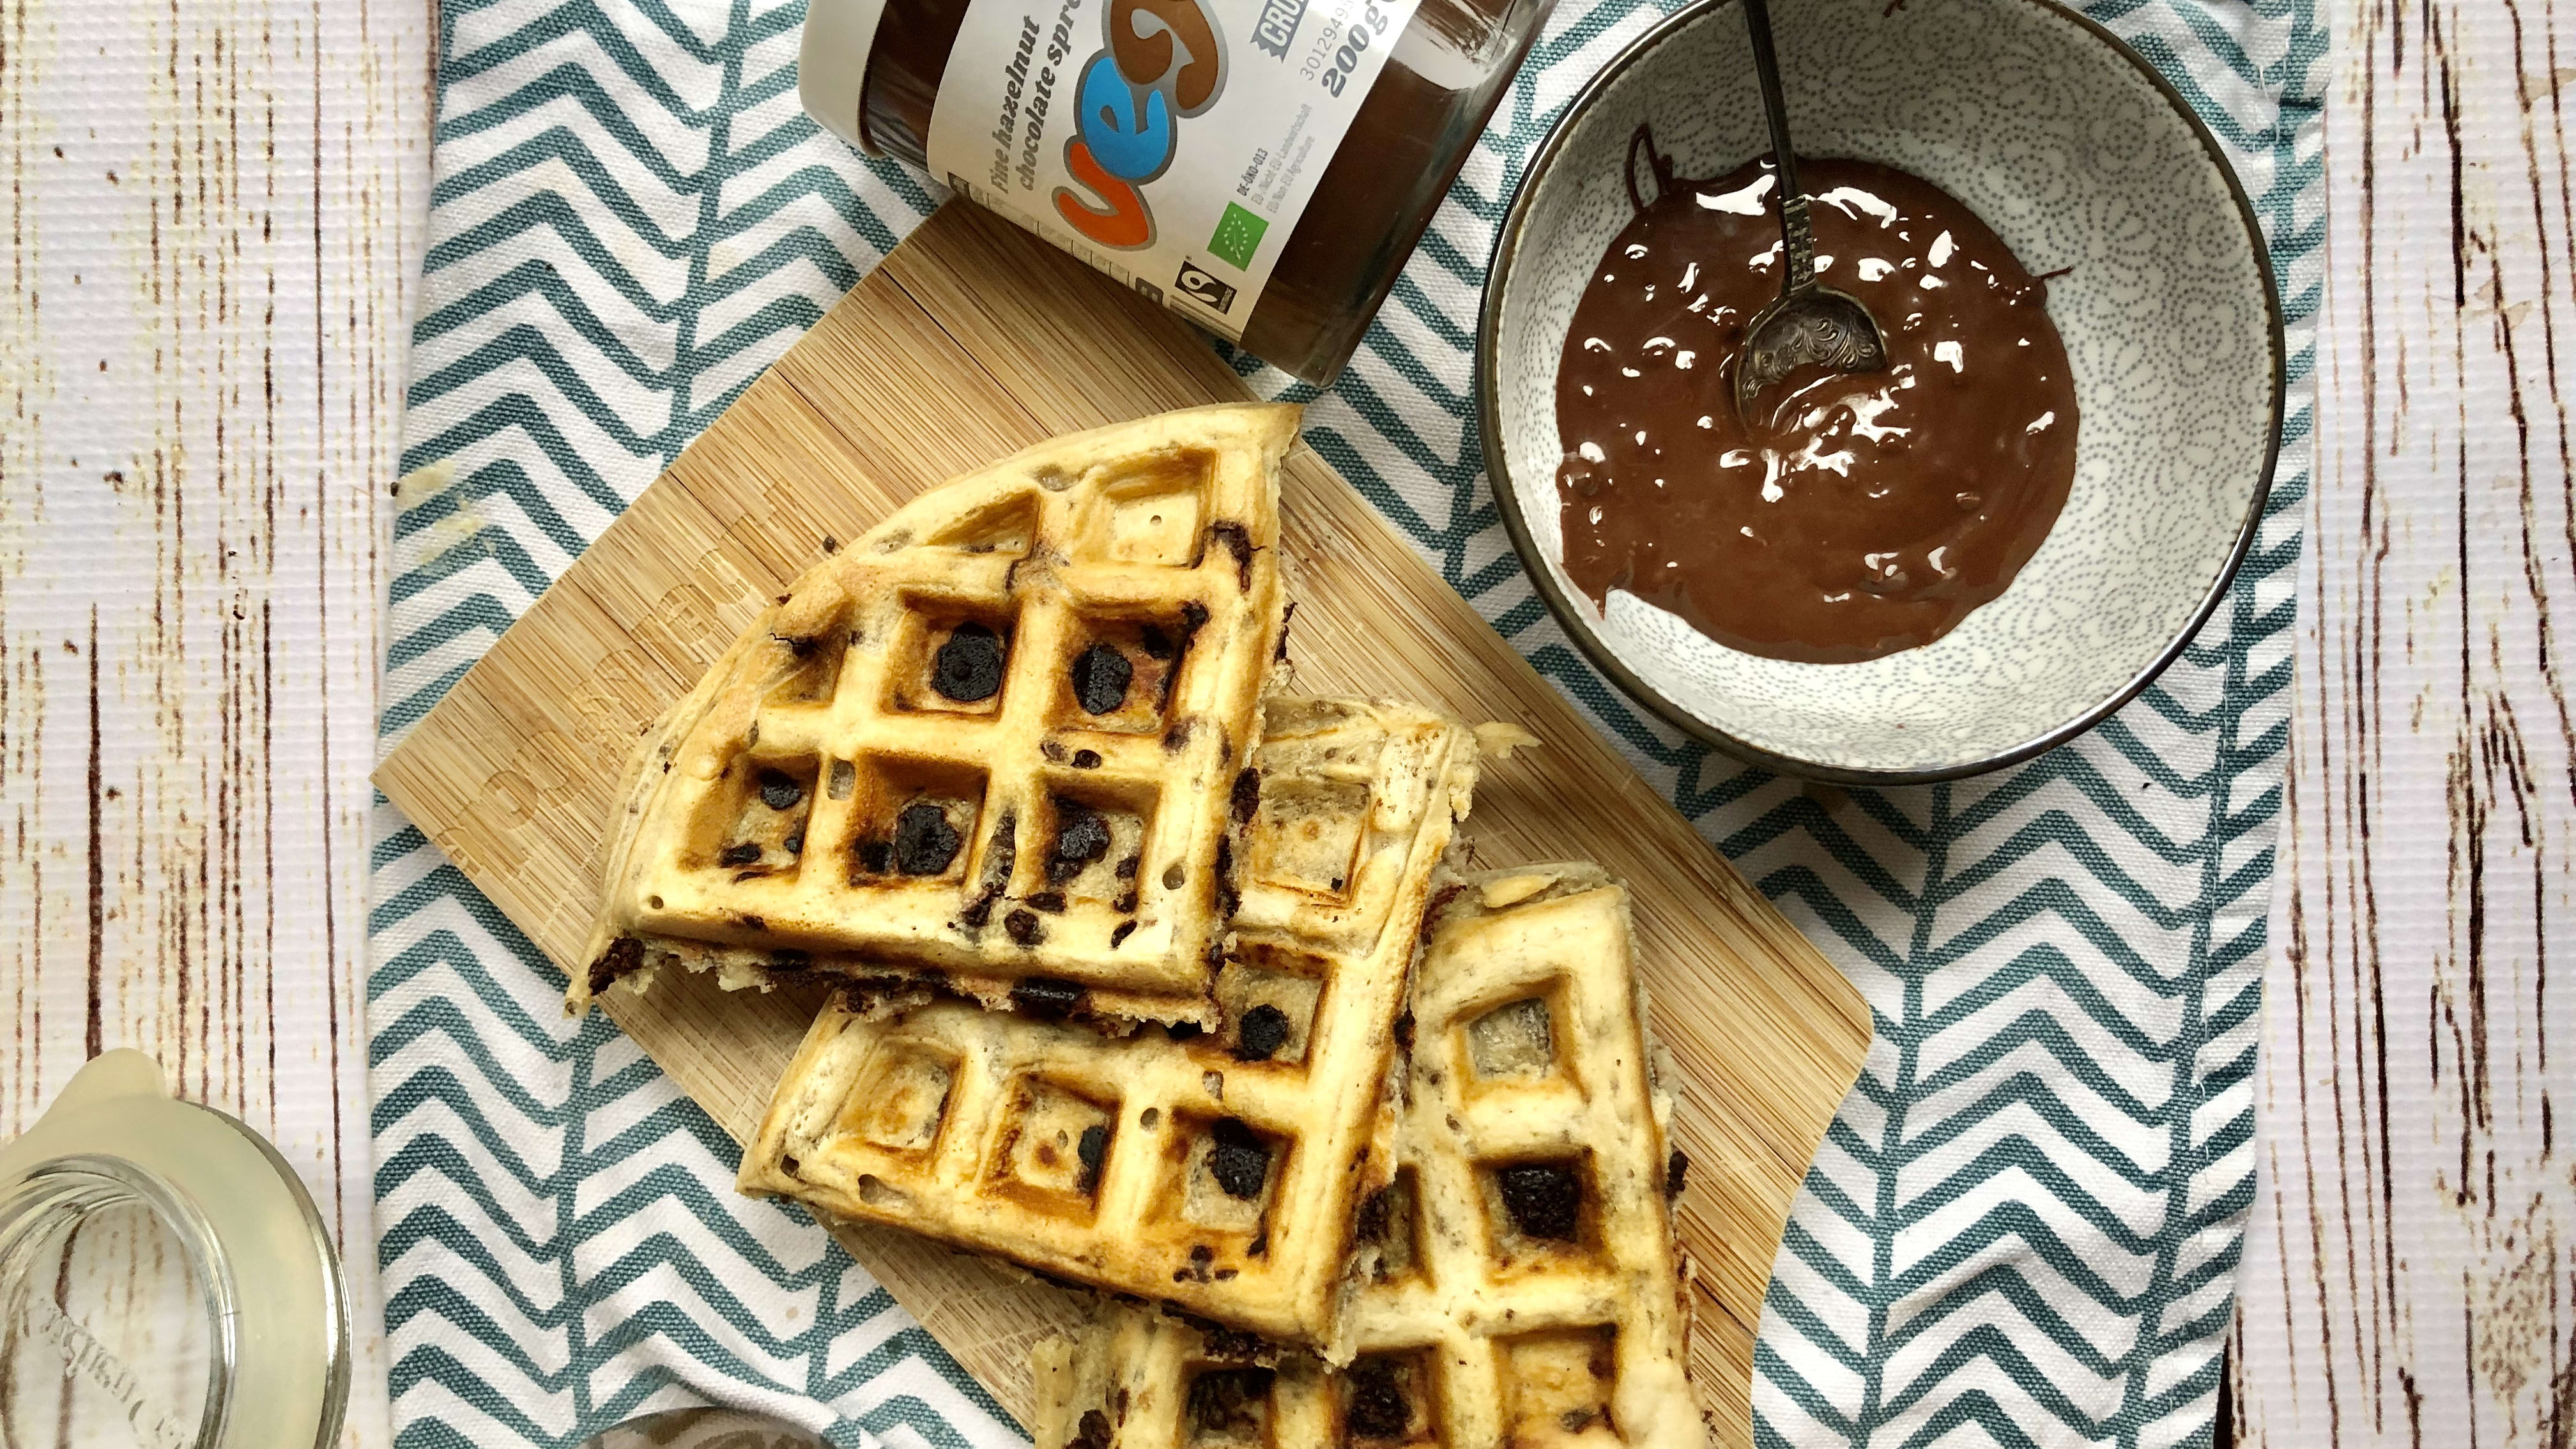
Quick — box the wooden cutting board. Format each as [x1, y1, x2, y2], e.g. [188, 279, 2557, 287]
[374, 201, 1869, 1446]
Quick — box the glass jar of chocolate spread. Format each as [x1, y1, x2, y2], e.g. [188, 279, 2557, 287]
[801, 0, 1547, 384]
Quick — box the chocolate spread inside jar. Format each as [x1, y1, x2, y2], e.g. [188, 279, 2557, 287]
[815, 0, 1546, 385]
[1554, 137, 2079, 664]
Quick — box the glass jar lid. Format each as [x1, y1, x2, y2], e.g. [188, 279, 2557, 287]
[0, 1052, 349, 1449]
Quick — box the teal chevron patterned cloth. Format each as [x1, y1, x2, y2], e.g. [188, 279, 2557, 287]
[368, 0, 2324, 1442]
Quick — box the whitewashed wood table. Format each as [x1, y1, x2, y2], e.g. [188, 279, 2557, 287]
[0, 0, 431, 1442]
[0, 0, 2564, 1443]
[2230, 3, 2576, 1443]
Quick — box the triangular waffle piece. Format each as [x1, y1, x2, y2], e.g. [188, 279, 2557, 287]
[579, 404, 1298, 1026]
[1029, 866, 1708, 1449]
[737, 696, 1486, 1349]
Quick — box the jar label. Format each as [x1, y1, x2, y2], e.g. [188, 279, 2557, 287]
[924, 0, 1422, 343]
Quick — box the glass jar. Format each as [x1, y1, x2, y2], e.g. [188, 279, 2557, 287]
[801, 0, 1549, 384]
[0, 1052, 349, 1449]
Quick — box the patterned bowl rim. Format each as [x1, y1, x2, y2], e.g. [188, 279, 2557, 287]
[1475, 0, 2288, 786]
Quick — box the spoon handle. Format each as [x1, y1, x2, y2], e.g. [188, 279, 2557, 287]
[1742, 0, 1817, 293]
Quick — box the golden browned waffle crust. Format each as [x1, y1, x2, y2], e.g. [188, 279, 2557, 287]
[577, 404, 1297, 1026]
[1029, 865, 1708, 1448]
[737, 696, 1485, 1349]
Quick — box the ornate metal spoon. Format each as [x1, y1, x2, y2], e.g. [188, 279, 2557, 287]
[1732, 0, 1888, 424]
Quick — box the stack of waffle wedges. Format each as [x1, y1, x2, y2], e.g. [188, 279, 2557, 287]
[581, 404, 1713, 1447]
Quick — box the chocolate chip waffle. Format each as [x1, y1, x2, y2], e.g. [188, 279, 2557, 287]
[737, 696, 1487, 1349]
[1029, 866, 1708, 1448]
[576, 404, 1297, 1025]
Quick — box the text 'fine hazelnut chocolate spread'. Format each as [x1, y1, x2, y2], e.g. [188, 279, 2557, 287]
[1555, 139, 2080, 664]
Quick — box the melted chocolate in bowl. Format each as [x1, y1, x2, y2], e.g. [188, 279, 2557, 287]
[1555, 148, 2080, 664]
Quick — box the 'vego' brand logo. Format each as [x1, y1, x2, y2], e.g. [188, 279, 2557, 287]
[1054, 0, 1227, 249]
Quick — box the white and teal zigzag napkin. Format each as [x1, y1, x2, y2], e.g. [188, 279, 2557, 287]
[369, 0, 2324, 1442]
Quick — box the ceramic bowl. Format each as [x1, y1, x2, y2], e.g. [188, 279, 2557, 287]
[1478, 0, 2282, 783]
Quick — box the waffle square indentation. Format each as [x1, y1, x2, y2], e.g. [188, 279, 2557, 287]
[1246, 779, 1369, 901]
[989, 1077, 1117, 1211]
[1214, 946, 1327, 1067]
[1078, 452, 1213, 567]
[1053, 609, 1208, 735]
[1339, 1351, 1440, 1445]
[843, 756, 987, 886]
[924, 494, 1039, 557]
[1464, 993, 1560, 1083]
[1478, 1154, 1600, 1269]
[763, 627, 848, 707]
[885, 600, 1020, 717]
[1181, 1364, 1276, 1447]
[1498, 1326, 1619, 1441]
[1174, 1114, 1286, 1239]
[1034, 786, 1155, 908]
[697, 755, 819, 878]
[1353, 1169, 1423, 1286]
[834, 1045, 957, 1156]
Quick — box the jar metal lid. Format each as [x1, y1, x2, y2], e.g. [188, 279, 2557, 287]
[800, 0, 894, 153]
[0, 1052, 349, 1449]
